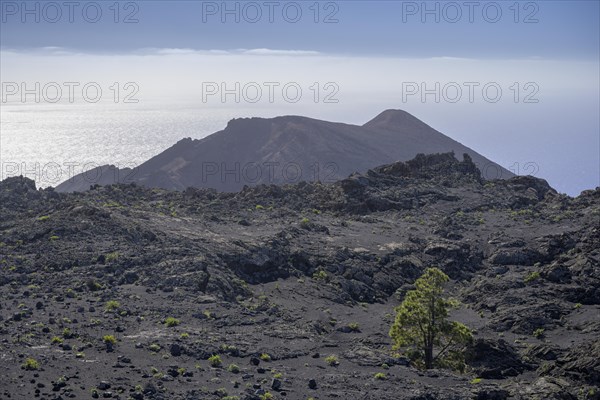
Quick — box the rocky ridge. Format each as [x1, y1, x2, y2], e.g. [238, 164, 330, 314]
[1, 153, 598, 399]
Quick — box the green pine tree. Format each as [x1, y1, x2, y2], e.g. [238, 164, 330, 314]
[389, 267, 472, 370]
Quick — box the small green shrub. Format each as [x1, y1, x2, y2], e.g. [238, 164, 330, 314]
[312, 270, 328, 281]
[374, 372, 387, 380]
[164, 317, 180, 327]
[325, 355, 339, 366]
[208, 354, 222, 368]
[22, 358, 40, 370]
[470, 378, 482, 384]
[51, 336, 63, 344]
[347, 322, 360, 332]
[102, 335, 117, 345]
[524, 271, 541, 284]
[533, 328, 545, 339]
[37, 215, 50, 221]
[148, 344, 161, 352]
[220, 344, 238, 353]
[259, 353, 271, 361]
[227, 364, 240, 373]
[105, 251, 119, 262]
[105, 300, 120, 311]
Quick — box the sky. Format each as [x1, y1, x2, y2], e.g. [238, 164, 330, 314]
[1, 0, 599, 195]
[1, 1, 599, 59]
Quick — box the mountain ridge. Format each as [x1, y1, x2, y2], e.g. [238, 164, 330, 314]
[55, 110, 514, 192]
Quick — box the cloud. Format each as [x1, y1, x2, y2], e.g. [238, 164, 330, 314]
[240, 48, 321, 56]
[142, 48, 321, 56]
[0, 47, 322, 57]
[1, 46, 80, 56]
[139, 48, 230, 56]
[427, 56, 476, 61]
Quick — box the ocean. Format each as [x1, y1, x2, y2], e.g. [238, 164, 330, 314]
[0, 102, 244, 188]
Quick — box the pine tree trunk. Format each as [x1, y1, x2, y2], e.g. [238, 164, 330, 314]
[425, 343, 433, 369]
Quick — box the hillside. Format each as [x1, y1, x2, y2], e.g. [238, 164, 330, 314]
[1, 153, 598, 399]
[55, 110, 513, 192]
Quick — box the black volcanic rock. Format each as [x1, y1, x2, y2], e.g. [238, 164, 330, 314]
[55, 110, 513, 192]
[1, 153, 598, 400]
[466, 338, 530, 378]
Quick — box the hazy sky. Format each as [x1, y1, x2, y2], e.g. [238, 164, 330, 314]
[2, 1, 599, 59]
[1, 1, 599, 195]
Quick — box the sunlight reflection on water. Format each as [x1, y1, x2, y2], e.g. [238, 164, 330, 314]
[0, 102, 258, 187]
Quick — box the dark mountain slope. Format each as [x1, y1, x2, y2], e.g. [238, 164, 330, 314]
[56, 110, 513, 192]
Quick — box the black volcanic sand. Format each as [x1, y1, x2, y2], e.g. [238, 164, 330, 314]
[1, 153, 598, 400]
